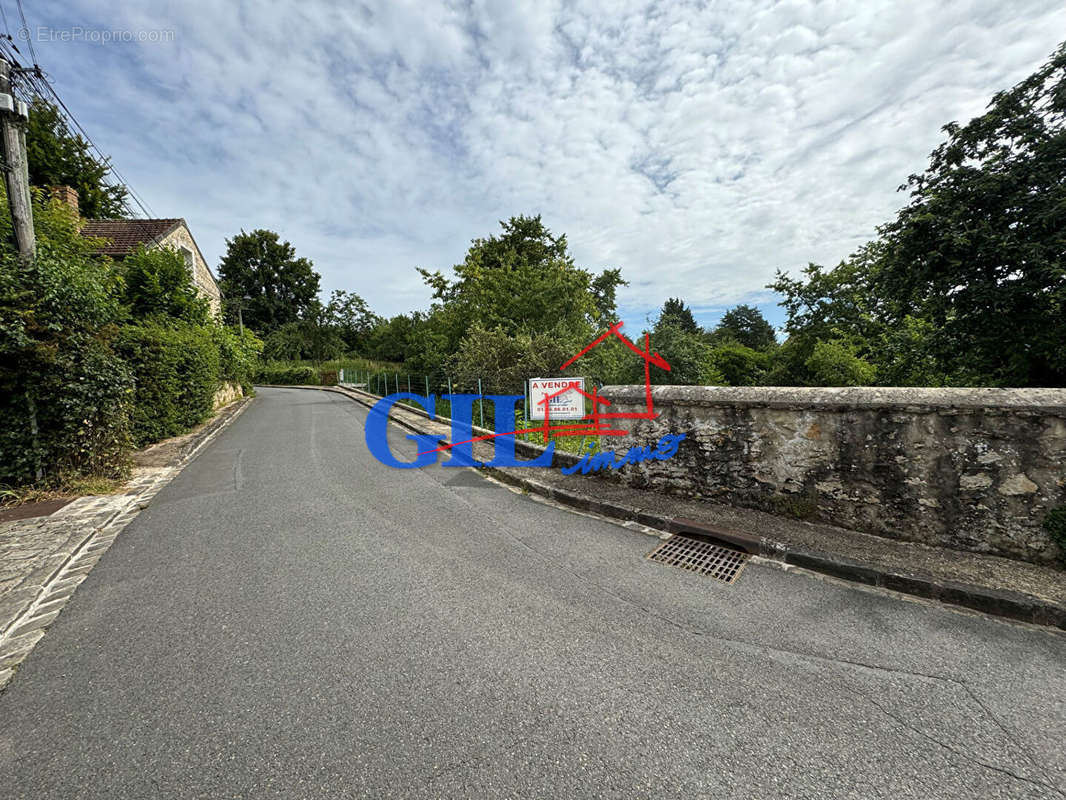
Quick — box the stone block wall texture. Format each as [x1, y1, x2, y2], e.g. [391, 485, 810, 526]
[212, 381, 244, 410]
[599, 386, 1066, 565]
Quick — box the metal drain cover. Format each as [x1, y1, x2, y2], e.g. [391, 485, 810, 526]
[647, 535, 749, 583]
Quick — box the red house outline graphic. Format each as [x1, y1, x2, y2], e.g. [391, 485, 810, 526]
[422, 321, 673, 454]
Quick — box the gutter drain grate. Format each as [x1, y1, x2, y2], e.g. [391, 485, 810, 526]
[646, 535, 749, 583]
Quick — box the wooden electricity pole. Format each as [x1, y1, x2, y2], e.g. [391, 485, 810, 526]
[0, 57, 34, 261]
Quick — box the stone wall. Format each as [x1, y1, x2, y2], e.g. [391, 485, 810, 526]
[599, 386, 1066, 565]
[213, 381, 243, 410]
[161, 224, 221, 317]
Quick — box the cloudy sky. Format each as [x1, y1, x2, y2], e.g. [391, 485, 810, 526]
[18, 1, 1066, 332]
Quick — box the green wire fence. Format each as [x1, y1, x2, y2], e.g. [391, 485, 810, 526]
[338, 368, 600, 453]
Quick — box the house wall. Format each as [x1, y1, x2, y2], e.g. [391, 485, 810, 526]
[598, 385, 1066, 565]
[160, 225, 221, 316]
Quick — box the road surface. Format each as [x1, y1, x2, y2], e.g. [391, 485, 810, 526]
[2, 387, 1064, 798]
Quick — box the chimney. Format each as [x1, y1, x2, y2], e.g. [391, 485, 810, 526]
[49, 186, 79, 216]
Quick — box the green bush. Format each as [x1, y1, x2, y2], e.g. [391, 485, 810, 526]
[804, 339, 876, 386]
[645, 323, 718, 385]
[123, 245, 210, 323]
[0, 187, 267, 488]
[448, 325, 581, 394]
[254, 364, 318, 385]
[213, 325, 263, 392]
[116, 322, 221, 447]
[262, 320, 345, 362]
[0, 334, 133, 485]
[0, 191, 133, 485]
[709, 342, 769, 386]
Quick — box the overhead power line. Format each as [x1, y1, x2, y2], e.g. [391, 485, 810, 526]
[0, 0, 157, 223]
[14, 0, 35, 66]
[0, 7, 172, 257]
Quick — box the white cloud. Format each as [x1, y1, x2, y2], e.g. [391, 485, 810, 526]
[26, 0, 1066, 330]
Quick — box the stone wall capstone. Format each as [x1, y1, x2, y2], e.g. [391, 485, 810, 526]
[598, 385, 1066, 565]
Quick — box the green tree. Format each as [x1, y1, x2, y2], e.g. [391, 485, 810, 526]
[123, 245, 210, 324]
[261, 303, 345, 364]
[366, 313, 418, 364]
[449, 325, 582, 394]
[326, 289, 380, 352]
[770, 40, 1066, 387]
[804, 339, 876, 386]
[769, 258, 879, 348]
[709, 341, 769, 386]
[403, 308, 460, 374]
[868, 42, 1066, 386]
[413, 215, 621, 366]
[657, 297, 699, 334]
[647, 321, 716, 385]
[25, 98, 128, 219]
[217, 229, 321, 335]
[709, 304, 777, 351]
[590, 268, 627, 326]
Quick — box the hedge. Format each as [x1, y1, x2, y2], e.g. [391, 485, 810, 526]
[116, 322, 221, 447]
[0, 199, 134, 486]
[254, 364, 319, 385]
[214, 325, 263, 393]
[0, 188, 266, 489]
[0, 335, 133, 486]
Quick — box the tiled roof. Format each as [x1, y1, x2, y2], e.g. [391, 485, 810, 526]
[80, 218, 183, 256]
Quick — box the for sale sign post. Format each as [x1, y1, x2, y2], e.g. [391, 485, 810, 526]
[528, 378, 586, 420]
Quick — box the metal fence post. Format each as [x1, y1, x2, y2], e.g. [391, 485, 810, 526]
[447, 377, 452, 396]
[407, 374, 411, 393]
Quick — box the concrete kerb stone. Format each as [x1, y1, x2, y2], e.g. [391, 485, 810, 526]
[0, 397, 254, 691]
[271, 384, 1066, 631]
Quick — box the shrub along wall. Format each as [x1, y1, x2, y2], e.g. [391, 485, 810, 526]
[116, 323, 221, 447]
[0, 190, 263, 488]
[253, 363, 343, 385]
[0, 193, 134, 486]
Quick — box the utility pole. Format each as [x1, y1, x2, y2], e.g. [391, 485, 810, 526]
[0, 57, 34, 261]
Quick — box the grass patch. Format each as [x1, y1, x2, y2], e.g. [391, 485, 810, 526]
[0, 473, 127, 508]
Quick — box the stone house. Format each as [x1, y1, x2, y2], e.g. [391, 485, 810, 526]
[55, 188, 221, 316]
[80, 217, 222, 316]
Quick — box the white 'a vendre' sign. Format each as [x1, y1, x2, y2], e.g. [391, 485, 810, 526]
[528, 377, 586, 420]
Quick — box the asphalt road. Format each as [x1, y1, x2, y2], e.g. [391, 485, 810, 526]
[2, 387, 1064, 799]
